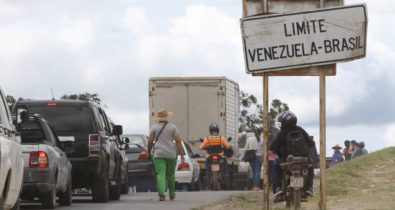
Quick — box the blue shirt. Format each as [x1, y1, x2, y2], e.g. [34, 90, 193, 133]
[331, 151, 344, 166]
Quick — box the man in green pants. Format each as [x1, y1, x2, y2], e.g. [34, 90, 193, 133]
[148, 108, 185, 201]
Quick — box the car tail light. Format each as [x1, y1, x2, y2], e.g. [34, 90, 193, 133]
[30, 151, 48, 168]
[89, 134, 100, 157]
[212, 155, 219, 160]
[177, 162, 190, 171]
[138, 150, 149, 160]
[47, 102, 57, 106]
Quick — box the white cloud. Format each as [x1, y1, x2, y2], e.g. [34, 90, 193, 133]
[384, 124, 395, 147]
[57, 19, 95, 49]
[122, 7, 152, 36]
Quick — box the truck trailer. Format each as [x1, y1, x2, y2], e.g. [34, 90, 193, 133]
[149, 77, 241, 189]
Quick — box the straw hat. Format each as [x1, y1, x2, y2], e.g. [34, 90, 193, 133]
[154, 108, 173, 121]
[332, 144, 342, 150]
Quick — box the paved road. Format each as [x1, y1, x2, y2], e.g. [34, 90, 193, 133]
[21, 191, 248, 210]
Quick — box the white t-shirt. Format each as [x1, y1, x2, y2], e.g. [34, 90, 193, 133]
[149, 121, 180, 158]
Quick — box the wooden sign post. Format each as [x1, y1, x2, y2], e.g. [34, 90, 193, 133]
[241, 0, 367, 209]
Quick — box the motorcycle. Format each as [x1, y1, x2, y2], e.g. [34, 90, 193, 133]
[279, 155, 312, 210]
[205, 145, 225, 191]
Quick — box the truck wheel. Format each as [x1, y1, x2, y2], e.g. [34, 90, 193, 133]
[59, 179, 72, 206]
[92, 172, 109, 203]
[41, 184, 56, 209]
[109, 172, 121, 200]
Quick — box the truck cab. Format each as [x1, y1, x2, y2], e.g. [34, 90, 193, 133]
[0, 87, 23, 210]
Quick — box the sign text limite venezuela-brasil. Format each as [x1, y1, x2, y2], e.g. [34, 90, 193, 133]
[241, 4, 368, 73]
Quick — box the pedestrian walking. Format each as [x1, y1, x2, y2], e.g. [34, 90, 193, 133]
[244, 128, 263, 191]
[148, 108, 185, 201]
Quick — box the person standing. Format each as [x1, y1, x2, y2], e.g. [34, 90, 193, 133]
[330, 144, 344, 166]
[244, 128, 263, 191]
[148, 108, 185, 201]
[343, 140, 352, 161]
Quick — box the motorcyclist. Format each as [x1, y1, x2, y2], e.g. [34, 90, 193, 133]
[269, 111, 316, 200]
[199, 123, 231, 183]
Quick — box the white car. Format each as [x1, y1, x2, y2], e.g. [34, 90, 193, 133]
[175, 142, 201, 191]
[0, 87, 24, 210]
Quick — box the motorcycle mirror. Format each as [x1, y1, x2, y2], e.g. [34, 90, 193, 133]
[199, 138, 204, 142]
[227, 137, 232, 142]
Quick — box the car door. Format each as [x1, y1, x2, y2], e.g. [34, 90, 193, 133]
[185, 143, 200, 182]
[97, 108, 117, 179]
[42, 121, 65, 188]
[49, 124, 69, 188]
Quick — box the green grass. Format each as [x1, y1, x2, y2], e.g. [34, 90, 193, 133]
[198, 147, 395, 210]
[325, 147, 395, 196]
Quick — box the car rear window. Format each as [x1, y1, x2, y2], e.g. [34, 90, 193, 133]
[126, 135, 146, 147]
[20, 121, 45, 143]
[28, 105, 94, 134]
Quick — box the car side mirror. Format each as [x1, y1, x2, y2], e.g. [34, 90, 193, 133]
[228, 137, 232, 142]
[112, 125, 123, 135]
[122, 137, 130, 144]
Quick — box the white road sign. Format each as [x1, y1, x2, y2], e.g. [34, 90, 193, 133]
[241, 4, 368, 73]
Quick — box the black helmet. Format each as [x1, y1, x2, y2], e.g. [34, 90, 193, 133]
[277, 111, 297, 128]
[209, 123, 219, 135]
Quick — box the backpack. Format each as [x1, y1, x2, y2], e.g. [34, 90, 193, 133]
[285, 130, 309, 157]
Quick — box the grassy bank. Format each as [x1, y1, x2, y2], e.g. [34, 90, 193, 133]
[197, 147, 395, 210]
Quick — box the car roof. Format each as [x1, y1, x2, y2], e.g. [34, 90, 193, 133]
[15, 99, 98, 107]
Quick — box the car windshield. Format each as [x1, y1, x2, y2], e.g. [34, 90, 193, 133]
[28, 105, 94, 134]
[125, 135, 145, 148]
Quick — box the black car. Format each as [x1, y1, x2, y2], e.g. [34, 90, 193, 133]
[122, 134, 156, 191]
[13, 100, 128, 202]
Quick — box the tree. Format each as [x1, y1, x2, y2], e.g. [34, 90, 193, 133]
[6, 95, 25, 111]
[239, 91, 289, 139]
[61, 92, 101, 104]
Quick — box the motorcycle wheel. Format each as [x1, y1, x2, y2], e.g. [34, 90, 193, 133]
[286, 188, 293, 208]
[211, 171, 220, 191]
[293, 189, 302, 210]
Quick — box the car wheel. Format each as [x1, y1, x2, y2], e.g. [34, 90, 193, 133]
[92, 172, 109, 203]
[59, 178, 72, 206]
[121, 166, 129, 194]
[194, 175, 202, 191]
[41, 184, 56, 209]
[109, 171, 121, 200]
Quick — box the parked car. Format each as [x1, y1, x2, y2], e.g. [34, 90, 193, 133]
[0, 87, 23, 210]
[13, 100, 128, 202]
[123, 134, 156, 192]
[19, 114, 72, 209]
[108, 119, 129, 194]
[175, 141, 201, 191]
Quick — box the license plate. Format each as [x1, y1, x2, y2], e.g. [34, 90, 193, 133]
[211, 164, 220, 171]
[290, 176, 304, 188]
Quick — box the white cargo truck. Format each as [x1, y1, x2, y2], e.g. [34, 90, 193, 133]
[149, 77, 240, 189]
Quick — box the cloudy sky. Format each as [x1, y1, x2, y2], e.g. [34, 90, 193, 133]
[0, 0, 393, 153]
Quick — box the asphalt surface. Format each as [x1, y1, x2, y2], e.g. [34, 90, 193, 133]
[21, 191, 248, 210]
